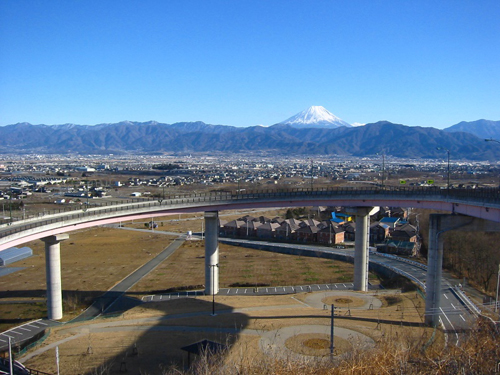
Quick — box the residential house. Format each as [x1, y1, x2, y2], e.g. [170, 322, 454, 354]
[296, 224, 321, 242]
[275, 220, 301, 240]
[370, 222, 390, 244]
[342, 222, 356, 241]
[222, 220, 245, 237]
[379, 217, 400, 230]
[318, 223, 345, 244]
[377, 240, 417, 256]
[256, 222, 281, 239]
[391, 223, 418, 242]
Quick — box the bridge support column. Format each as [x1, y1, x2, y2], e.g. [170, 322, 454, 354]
[425, 214, 444, 326]
[42, 234, 69, 320]
[348, 207, 379, 292]
[204, 211, 219, 295]
[423, 214, 500, 326]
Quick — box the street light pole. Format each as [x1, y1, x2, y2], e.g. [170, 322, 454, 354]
[495, 263, 500, 313]
[310, 158, 314, 191]
[436, 147, 450, 190]
[485, 139, 500, 188]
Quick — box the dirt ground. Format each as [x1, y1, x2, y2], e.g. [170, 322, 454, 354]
[21, 291, 435, 375]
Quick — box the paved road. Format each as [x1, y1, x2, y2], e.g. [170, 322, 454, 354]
[219, 238, 475, 342]
[72, 235, 186, 322]
[0, 235, 478, 351]
[0, 236, 186, 351]
[142, 282, 363, 302]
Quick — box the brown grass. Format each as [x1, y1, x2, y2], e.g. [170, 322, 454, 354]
[22, 291, 433, 374]
[130, 239, 357, 294]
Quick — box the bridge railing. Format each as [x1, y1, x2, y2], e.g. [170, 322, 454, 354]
[2, 186, 500, 240]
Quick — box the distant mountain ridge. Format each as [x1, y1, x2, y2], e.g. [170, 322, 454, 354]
[1, 120, 499, 160]
[444, 119, 500, 140]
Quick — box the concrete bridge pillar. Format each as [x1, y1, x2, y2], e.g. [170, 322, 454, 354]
[424, 214, 500, 326]
[348, 207, 379, 291]
[42, 234, 69, 320]
[425, 214, 444, 326]
[204, 211, 219, 295]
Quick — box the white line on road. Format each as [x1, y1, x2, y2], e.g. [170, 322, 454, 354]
[451, 303, 456, 309]
[440, 307, 459, 345]
[443, 294, 449, 299]
[460, 315, 466, 321]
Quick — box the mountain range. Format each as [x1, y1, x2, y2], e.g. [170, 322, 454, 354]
[1, 107, 499, 160]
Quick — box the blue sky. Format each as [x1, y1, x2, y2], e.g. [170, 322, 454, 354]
[1, 1, 499, 128]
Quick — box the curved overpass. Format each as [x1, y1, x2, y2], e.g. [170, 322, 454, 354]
[1, 186, 499, 325]
[2, 186, 500, 251]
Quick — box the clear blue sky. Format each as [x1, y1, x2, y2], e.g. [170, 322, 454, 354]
[1, 1, 499, 128]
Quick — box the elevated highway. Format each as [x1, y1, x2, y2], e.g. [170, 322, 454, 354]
[2, 186, 500, 249]
[1, 186, 500, 326]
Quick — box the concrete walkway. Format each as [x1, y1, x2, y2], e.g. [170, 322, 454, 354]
[259, 324, 375, 359]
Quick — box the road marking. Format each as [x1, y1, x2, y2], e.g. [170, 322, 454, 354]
[160, 295, 163, 300]
[451, 303, 456, 310]
[335, 285, 338, 288]
[0, 339, 6, 343]
[460, 314, 466, 321]
[443, 294, 448, 299]
[266, 288, 269, 293]
[300, 286, 303, 291]
[227, 289, 230, 294]
[18, 327, 31, 332]
[343, 284, 346, 288]
[244, 289, 247, 294]
[10, 331, 22, 335]
[235, 289, 239, 294]
[283, 287, 286, 292]
[439, 307, 459, 345]
[37, 321, 48, 326]
[274, 287, 277, 292]
[2, 334, 15, 339]
[326, 285, 330, 289]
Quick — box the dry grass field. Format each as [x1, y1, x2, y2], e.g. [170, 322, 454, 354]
[1, 207, 437, 375]
[21, 291, 433, 375]
[0, 207, 362, 330]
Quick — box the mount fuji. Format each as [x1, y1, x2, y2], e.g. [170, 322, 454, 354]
[278, 106, 352, 129]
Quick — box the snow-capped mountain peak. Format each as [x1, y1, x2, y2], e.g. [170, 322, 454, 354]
[279, 106, 351, 129]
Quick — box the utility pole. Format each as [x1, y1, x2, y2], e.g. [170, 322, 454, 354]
[495, 263, 500, 313]
[330, 304, 335, 357]
[310, 158, 314, 191]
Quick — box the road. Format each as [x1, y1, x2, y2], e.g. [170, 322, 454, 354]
[0, 235, 186, 351]
[219, 238, 475, 343]
[0, 233, 478, 351]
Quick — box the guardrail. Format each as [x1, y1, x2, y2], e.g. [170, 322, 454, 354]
[451, 286, 482, 316]
[371, 252, 428, 271]
[2, 186, 500, 241]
